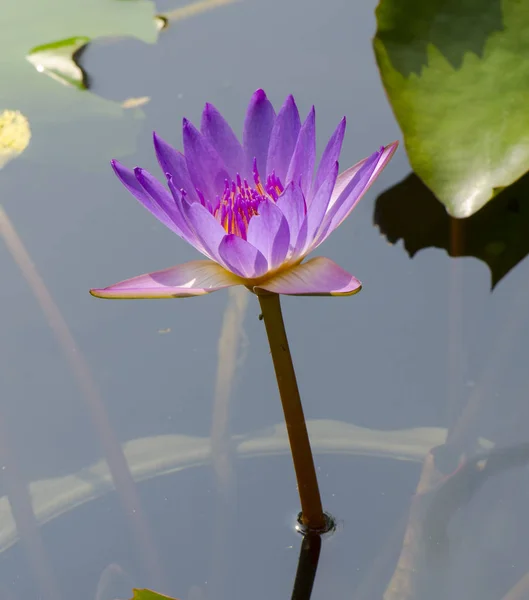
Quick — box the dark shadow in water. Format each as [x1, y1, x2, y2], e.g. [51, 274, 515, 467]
[291, 533, 322, 600]
[74, 43, 91, 89]
[375, 0, 503, 76]
[374, 172, 529, 288]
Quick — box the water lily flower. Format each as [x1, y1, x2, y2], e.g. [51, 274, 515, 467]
[90, 90, 397, 299]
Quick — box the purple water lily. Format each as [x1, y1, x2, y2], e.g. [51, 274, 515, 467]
[90, 90, 397, 299]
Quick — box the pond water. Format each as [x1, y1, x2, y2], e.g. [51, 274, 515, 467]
[2, 0, 529, 599]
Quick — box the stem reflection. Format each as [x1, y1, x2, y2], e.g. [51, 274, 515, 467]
[291, 533, 322, 600]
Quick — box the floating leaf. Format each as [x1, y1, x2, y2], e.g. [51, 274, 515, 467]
[1, 0, 158, 169]
[131, 589, 179, 600]
[374, 0, 529, 218]
[0, 110, 31, 169]
[374, 171, 529, 288]
[26, 37, 90, 90]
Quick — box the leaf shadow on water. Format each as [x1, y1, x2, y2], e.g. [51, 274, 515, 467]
[374, 171, 529, 288]
[375, 0, 503, 76]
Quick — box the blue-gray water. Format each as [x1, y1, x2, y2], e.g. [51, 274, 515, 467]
[2, 0, 529, 599]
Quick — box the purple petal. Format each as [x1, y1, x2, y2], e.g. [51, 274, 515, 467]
[285, 106, 316, 197]
[181, 200, 228, 263]
[111, 159, 151, 205]
[266, 95, 301, 182]
[296, 161, 339, 257]
[182, 119, 229, 204]
[254, 257, 361, 296]
[218, 234, 268, 279]
[90, 260, 242, 299]
[328, 157, 372, 209]
[111, 160, 183, 236]
[201, 103, 246, 178]
[243, 89, 276, 176]
[310, 117, 346, 204]
[153, 132, 199, 204]
[292, 218, 308, 261]
[314, 142, 398, 248]
[361, 141, 399, 193]
[275, 182, 306, 250]
[134, 168, 181, 226]
[246, 200, 290, 271]
[166, 177, 197, 242]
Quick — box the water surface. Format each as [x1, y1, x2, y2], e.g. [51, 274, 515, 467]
[1, 1, 529, 599]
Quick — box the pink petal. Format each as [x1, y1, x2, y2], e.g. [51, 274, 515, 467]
[90, 260, 243, 299]
[254, 257, 361, 296]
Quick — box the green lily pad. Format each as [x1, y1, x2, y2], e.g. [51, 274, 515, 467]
[131, 590, 179, 600]
[27, 37, 90, 90]
[374, 171, 529, 288]
[1, 0, 158, 169]
[374, 0, 529, 218]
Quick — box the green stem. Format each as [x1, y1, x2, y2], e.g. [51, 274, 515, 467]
[257, 291, 325, 531]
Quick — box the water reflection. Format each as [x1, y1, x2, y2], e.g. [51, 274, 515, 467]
[351, 177, 529, 598]
[503, 571, 529, 600]
[0, 422, 445, 599]
[382, 442, 529, 600]
[95, 563, 133, 600]
[0, 415, 60, 600]
[291, 533, 321, 600]
[0, 205, 164, 590]
[0, 420, 445, 554]
[210, 287, 248, 597]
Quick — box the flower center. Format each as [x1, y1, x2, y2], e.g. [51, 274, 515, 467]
[212, 158, 284, 239]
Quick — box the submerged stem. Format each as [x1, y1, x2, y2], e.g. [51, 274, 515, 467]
[257, 291, 325, 532]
